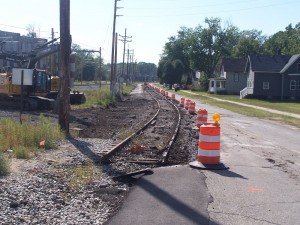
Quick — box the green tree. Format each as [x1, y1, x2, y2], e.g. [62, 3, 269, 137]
[232, 38, 261, 58]
[162, 61, 175, 89]
[187, 18, 239, 78]
[137, 62, 157, 81]
[263, 23, 300, 55]
[173, 59, 184, 84]
[161, 26, 192, 73]
[71, 44, 98, 81]
[157, 58, 167, 83]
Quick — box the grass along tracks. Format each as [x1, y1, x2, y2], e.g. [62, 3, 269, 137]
[158, 86, 300, 128]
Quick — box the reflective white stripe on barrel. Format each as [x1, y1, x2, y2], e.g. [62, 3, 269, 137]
[199, 134, 220, 142]
[198, 149, 220, 157]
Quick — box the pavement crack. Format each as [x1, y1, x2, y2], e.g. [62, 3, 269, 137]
[210, 211, 281, 225]
[240, 200, 300, 208]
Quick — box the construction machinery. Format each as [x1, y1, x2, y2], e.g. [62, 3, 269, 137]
[0, 40, 85, 110]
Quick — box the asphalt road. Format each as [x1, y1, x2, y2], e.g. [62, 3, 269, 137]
[190, 96, 300, 225]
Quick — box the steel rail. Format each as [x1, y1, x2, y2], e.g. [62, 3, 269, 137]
[101, 85, 181, 165]
[101, 86, 161, 162]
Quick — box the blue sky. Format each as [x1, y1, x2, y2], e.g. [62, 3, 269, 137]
[0, 0, 299, 65]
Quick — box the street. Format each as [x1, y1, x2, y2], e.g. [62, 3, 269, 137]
[193, 98, 300, 225]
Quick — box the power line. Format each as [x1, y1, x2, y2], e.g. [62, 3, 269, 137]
[0, 23, 51, 34]
[124, 1, 300, 18]
[125, 0, 262, 10]
[119, 28, 132, 84]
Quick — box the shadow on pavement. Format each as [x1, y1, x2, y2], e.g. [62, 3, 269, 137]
[139, 179, 221, 225]
[208, 169, 247, 179]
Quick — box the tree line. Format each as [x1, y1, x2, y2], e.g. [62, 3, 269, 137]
[158, 17, 300, 89]
[71, 44, 157, 83]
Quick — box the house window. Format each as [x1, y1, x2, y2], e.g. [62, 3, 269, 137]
[234, 73, 239, 82]
[297, 63, 300, 72]
[290, 80, 296, 90]
[263, 82, 269, 90]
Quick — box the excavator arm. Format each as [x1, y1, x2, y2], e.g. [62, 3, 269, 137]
[27, 43, 60, 69]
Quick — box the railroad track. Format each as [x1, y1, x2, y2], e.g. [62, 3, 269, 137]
[100, 84, 181, 167]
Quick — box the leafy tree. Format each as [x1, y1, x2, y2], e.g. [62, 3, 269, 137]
[157, 58, 167, 83]
[72, 44, 99, 81]
[137, 62, 157, 81]
[173, 59, 184, 84]
[162, 61, 175, 89]
[161, 26, 192, 73]
[157, 59, 185, 88]
[187, 18, 239, 78]
[232, 38, 261, 58]
[263, 23, 300, 55]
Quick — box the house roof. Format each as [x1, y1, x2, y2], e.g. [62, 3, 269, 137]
[280, 54, 300, 73]
[247, 54, 291, 72]
[222, 58, 247, 72]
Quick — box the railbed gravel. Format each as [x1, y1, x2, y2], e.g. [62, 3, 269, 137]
[0, 138, 131, 225]
[0, 89, 198, 225]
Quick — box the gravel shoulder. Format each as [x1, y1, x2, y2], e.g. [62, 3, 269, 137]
[0, 88, 198, 224]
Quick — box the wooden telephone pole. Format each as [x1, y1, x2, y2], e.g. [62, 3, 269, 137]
[119, 28, 132, 85]
[99, 47, 102, 88]
[58, 0, 71, 134]
[110, 0, 122, 93]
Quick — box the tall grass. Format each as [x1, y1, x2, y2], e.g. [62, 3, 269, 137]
[77, 87, 114, 108]
[0, 152, 10, 176]
[74, 83, 137, 109]
[0, 115, 64, 158]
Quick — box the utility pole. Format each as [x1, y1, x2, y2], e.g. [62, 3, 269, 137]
[119, 28, 132, 85]
[114, 32, 118, 87]
[58, 0, 71, 134]
[127, 49, 134, 83]
[50, 28, 55, 76]
[126, 47, 130, 83]
[99, 47, 102, 88]
[110, 0, 122, 92]
[80, 60, 83, 85]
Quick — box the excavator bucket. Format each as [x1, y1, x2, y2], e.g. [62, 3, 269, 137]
[70, 91, 86, 104]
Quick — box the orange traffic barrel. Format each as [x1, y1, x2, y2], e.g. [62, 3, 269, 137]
[171, 93, 176, 101]
[185, 99, 191, 110]
[188, 101, 196, 114]
[180, 98, 185, 107]
[165, 91, 169, 98]
[198, 123, 220, 164]
[196, 109, 208, 128]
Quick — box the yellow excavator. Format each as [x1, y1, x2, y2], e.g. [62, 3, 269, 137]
[0, 40, 85, 110]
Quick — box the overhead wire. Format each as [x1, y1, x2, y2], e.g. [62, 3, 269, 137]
[123, 1, 300, 17]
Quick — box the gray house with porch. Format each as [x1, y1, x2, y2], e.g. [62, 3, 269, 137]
[208, 58, 247, 94]
[240, 54, 300, 100]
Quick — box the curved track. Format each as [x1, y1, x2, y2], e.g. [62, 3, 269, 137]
[101, 84, 181, 165]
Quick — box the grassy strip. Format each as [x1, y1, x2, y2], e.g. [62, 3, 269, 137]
[73, 83, 137, 109]
[197, 92, 300, 114]
[0, 115, 65, 159]
[169, 90, 300, 128]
